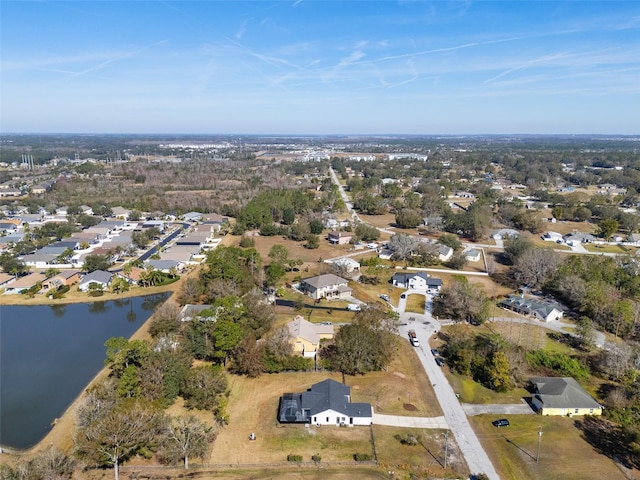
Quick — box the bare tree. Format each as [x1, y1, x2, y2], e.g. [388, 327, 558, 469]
[162, 415, 216, 469]
[512, 248, 560, 290]
[388, 234, 419, 262]
[265, 325, 293, 358]
[76, 399, 163, 480]
[149, 302, 182, 338]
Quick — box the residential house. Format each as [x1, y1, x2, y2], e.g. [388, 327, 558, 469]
[330, 257, 360, 274]
[464, 249, 482, 262]
[78, 270, 112, 292]
[392, 272, 442, 293]
[20, 253, 59, 268]
[287, 315, 335, 357]
[0, 273, 16, 289]
[182, 212, 203, 223]
[327, 231, 353, 245]
[493, 228, 520, 240]
[628, 233, 640, 245]
[42, 270, 82, 290]
[299, 274, 351, 300]
[278, 379, 373, 426]
[79, 205, 94, 216]
[111, 206, 132, 220]
[146, 259, 182, 273]
[529, 377, 602, 416]
[4, 272, 46, 294]
[542, 231, 563, 242]
[0, 222, 19, 233]
[437, 244, 454, 262]
[563, 232, 596, 245]
[500, 295, 563, 322]
[115, 267, 145, 286]
[179, 304, 217, 322]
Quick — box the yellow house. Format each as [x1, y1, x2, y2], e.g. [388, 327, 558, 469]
[287, 315, 334, 358]
[530, 377, 602, 416]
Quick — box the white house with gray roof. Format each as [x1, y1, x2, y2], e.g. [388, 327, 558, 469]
[278, 379, 373, 426]
[78, 270, 112, 292]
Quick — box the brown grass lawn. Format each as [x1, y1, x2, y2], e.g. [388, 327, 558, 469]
[404, 294, 425, 314]
[210, 343, 443, 465]
[471, 414, 631, 480]
[373, 425, 469, 479]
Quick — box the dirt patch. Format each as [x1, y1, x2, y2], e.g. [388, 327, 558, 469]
[403, 403, 417, 411]
[393, 372, 407, 379]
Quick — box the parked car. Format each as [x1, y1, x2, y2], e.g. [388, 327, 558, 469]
[379, 294, 390, 302]
[431, 348, 439, 356]
[400, 294, 406, 299]
[435, 357, 445, 367]
[492, 419, 510, 427]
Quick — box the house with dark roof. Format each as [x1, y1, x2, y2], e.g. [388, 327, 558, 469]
[499, 295, 563, 322]
[278, 379, 373, 426]
[530, 377, 602, 416]
[392, 272, 442, 293]
[299, 274, 351, 300]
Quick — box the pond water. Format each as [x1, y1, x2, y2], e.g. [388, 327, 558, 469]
[0, 293, 169, 449]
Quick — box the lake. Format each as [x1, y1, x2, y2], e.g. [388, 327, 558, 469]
[0, 293, 169, 450]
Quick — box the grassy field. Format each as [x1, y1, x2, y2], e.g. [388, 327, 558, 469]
[449, 374, 529, 404]
[404, 294, 425, 314]
[210, 343, 444, 466]
[470, 414, 632, 480]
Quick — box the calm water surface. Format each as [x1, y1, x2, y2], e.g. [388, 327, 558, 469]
[0, 293, 169, 449]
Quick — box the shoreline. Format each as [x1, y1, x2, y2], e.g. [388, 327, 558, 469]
[0, 278, 189, 460]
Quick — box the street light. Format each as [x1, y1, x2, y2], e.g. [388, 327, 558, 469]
[444, 430, 449, 469]
[536, 427, 543, 463]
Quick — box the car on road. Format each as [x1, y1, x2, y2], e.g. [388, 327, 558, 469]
[431, 348, 439, 356]
[400, 294, 406, 299]
[435, 357, 445, 367]
[492, 419, 510, 427]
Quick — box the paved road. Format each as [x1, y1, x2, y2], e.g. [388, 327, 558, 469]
[395, 292, 501, 480]
[373, 413, 448, 429]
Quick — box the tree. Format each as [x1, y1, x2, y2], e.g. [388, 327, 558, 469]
[575, 316, 596, 349]
[282, 207, 295, 225]
[395, 208, 423, 229]
[161, 415, 215, 469]
[354, 223, 380, 242]
[76, 398, 163, 480]
[268, 244, 290, 267]
[305, 234, 320, 249]
[181, 365, 228, 411]
[598, 218, 619, 241]
[231, 336, 264, 377]
[485, 351, 512, 392]
[212, 320, 243, 365]
[437, 233, 462, 251]
[388, 233, 419, 262]
[82, 254, 112, 273]
[512, 248, 560, 290]
[149, 302, 182, 338]
[433, 276, 490, 323]
[503, 235, 534, 265]
[330, 323, 394, 375]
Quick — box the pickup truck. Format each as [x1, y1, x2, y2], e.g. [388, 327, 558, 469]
[408, 330, 420, 347]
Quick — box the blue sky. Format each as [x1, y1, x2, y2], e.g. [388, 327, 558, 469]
[1, 1, 639, 134]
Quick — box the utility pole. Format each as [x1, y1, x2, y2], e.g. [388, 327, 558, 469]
[536, 426, 543, 463]
[444, 430, 449, 469]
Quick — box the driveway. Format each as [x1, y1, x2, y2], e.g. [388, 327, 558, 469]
[373, 413, 448, 429]
[462, 403, 534, 416]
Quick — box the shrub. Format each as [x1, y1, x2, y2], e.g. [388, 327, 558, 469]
[311, 453, 321, 462]
[394, 433, 420, 445]
[354, 453, 372, 461]
[287, 454, 302, 462]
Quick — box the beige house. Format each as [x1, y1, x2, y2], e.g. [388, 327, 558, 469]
[4, 272, 46, 294]
[530, 377, 602, 416]
[42, 270, 82, 290]
[287, 315, 334, 357]
[327, 231, 353, 245]
[299, 274, 351, 300]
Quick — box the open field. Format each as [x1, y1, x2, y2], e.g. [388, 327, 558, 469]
[404, 294, 425, 314]
[470, 414, 633, 480]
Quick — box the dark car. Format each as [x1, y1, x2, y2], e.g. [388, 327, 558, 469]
[400, 294, 406, 299]
[435, 357, 445, 367]
[492, 419, 510, 427]
[431, 348, 439, 356]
